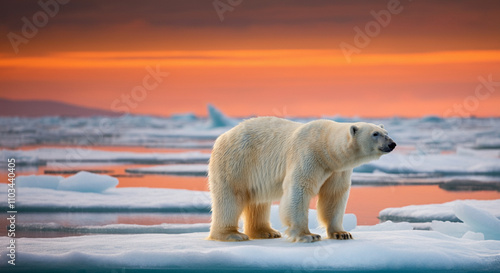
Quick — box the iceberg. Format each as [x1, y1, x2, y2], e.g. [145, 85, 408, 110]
[207, 104, 238, 128]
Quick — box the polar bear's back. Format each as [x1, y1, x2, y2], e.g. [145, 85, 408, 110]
[209, 117, 302, 202]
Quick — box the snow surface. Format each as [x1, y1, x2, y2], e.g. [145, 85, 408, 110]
[1, 230, 499, 272]
[2, 198, 500, 272]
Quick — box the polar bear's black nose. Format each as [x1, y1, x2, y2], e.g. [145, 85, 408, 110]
[388, 142, 397, 151]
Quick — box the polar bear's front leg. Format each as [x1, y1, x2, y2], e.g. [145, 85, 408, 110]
[280, 174, 321, 243]
[317, 171, 353, 240]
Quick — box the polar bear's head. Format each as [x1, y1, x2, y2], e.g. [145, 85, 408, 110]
[350, 122, 396, 159]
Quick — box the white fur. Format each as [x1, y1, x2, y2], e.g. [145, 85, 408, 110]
[208, 117, 393, 242]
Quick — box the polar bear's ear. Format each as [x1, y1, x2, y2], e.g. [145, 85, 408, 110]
[379, 124, 384, 129]
[350, 125, 358, 137]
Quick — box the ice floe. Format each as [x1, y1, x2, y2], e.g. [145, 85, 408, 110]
[0, 148, 210, 166]
[0, 183, 211, 213]
[16, 222, 211, 235]
[379, 199, 500, 223]
[126, 164, 208, 176]
[1, 230, 499, 272]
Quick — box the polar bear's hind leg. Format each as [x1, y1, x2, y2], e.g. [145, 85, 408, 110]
[208, 185, 249, 242]
[243, 202, 281, 239]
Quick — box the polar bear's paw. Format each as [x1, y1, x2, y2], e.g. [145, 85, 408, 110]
[209, 230, 249, 242]
[328, 231, 353, 240]
[247, 228, 281, 239]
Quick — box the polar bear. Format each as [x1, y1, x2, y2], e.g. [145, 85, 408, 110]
[208, 117, 396, 242]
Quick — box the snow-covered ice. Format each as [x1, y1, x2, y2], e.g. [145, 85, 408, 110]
[379, 199, 500, 222]
[355, 152, 500, 176]
[1, 230, 499, 272]
[17, 175, 63, 189]
[16, 222, 211, 235]
[0, 183, 211, 213]
[453, 202, 500, 240]
[0, 148, 210, 166]
[2, 110, 500, 271]
[126, 164, 208, 176]
[17, 171, 117, 193]
[380, 199, 500, 242]
[57, 171, 118, 193]
[2, 110, 500, 189]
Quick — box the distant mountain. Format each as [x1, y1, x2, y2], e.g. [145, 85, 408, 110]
[0, 98, 121, 117]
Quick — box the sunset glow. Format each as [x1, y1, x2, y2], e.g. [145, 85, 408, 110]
[1, 0, 499, 117]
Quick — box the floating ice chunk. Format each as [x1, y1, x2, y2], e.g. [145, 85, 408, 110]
[380, 199, 500, 223]
[0, 184, 211, 212]
[420, 115, 444, 123]
[207, 104, 237, 128]
[126, 164, 208, 176]
[17, 175, 63, 189]
[17, 223, 210, 234]
[57, 171, 118, 193]
[356, 153, 500, 176]
[170, 112, 197, 122]
[453, 202, 500, 240]
[457, 145, 500, 159]
[2, 148, 211, 165]
[473, 137, 500, 149]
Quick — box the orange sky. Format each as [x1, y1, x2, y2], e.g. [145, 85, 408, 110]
[1, 0, 500, 117]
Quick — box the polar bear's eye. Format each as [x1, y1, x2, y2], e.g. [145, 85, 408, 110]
[372, 132, 379, 137]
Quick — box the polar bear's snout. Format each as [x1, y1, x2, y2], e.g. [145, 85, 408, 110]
[380, 137, 397, 153]
[388, 141, 397, 151]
